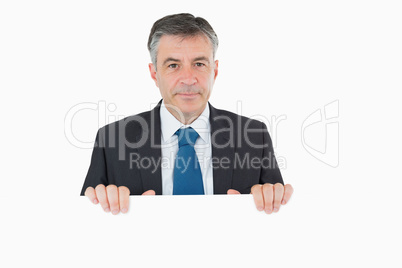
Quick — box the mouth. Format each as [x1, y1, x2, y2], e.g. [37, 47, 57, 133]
[176, 92, 200, 99]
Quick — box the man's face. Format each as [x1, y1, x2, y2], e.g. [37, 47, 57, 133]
[149, 34, 218, 122]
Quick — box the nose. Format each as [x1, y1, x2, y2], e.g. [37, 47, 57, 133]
[179, 66, 197, 86]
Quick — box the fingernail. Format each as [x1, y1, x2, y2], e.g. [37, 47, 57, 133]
[265, 209, 271, 214]
[121, 208, 128, 213]
[93, 199, 98, 204]
[257, 207, 263, 211]
[282, 200, 286, 205]
[104, 207, 110, 212]
[274, 208, 279, 212]
[112, 210, 119, 215]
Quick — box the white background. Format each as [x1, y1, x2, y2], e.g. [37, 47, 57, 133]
[1, 0, 401, 267]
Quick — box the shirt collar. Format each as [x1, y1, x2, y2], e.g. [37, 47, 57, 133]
[160, 100, 210, 143]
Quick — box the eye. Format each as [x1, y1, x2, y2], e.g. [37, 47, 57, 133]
[168, 64, 178, 69]
[195, 62, 205, 67]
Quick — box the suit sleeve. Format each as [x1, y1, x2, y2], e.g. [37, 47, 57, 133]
[80, 128, 109, 195]
[259, 122, 284, 185]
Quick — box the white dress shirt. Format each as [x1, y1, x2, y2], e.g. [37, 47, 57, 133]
[159, 100, 213, 195]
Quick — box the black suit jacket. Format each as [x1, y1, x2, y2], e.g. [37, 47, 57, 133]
[80, 100, 283, 195]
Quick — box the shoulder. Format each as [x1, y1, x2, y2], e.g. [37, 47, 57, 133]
[210, 105, 267, 129]
[102, 109, 152, 130]
[96, 109, 154, 144]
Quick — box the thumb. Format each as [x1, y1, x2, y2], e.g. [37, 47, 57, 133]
[227, 189, 241, 195]
[142, 190, 156, 195]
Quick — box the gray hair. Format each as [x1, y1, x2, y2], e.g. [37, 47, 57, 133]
[147, 13, 219, 69]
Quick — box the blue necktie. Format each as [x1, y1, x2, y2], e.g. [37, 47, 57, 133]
[173, 127, 204, 195]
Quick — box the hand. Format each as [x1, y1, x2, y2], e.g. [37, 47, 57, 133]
[84, 184, 155, 215]
[227, 183, 294, 214]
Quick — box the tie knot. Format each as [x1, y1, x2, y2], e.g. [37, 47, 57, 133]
[175, 127, 199, 147]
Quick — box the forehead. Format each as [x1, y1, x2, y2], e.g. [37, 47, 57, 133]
[157, 34, 213, 59]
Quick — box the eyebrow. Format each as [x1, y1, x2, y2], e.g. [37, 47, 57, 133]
[193, 56, 210, 64]
[162, 57, 180, 66]
[162, 56, 210, 66]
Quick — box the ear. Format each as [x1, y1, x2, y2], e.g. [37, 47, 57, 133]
[213, 60, 219, 81]
[148, 63, 159, 87]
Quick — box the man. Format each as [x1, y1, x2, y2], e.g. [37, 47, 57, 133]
[81, 13, 293, 215]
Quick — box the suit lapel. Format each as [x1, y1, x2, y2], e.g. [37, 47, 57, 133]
[137, 100, 163, 195]
[209, 103, 235, 194]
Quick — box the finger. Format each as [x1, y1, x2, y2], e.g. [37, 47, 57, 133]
[251, 184, 264, 211]
[282, 184, 294, 205]
[84, 187, 98, 204]
[142, 190, 156, 195]
[95, 184, 110, 212]
[119, 186, 130, 213]
[273, 183, 284, 213]
[227, 189, 241, 195]
[106, 185, 120, 215]
[262, 183, 274, 214]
